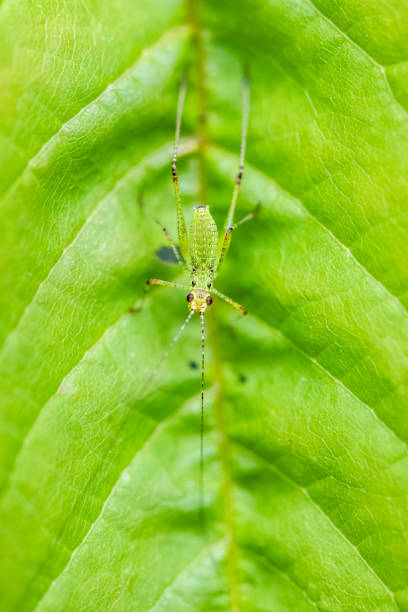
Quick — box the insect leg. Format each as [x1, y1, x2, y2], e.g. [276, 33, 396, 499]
[216, 75, 250, 273]
[141, 308, 196, 392]
[144, 278, 191, 308]
[222, 76, 250, 233]
[138, 278, 185, 313]
[153, 219, 185, 268]
[146, 279, 190, 290]
[211, 287, 247, 315]
[231, 202, 261, 230]
[215, 203, 260, 273]
[172, 77, 190, 263]
[215, 226, 233, 274]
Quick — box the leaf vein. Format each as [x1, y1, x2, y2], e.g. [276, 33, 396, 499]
[0, 25, 181, 205]
[147, 540, 223, 612]
[32, 388, 197, 611]
[242, 545, 320, 611]
[214, 143, 408, 320]
[0, 140, 178, 498]
[232, 439, 400, 610]
[307, 0, 408, 115]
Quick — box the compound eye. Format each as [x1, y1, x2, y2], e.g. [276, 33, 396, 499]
[206, 295, 213, 306]
[186, 293, 194, 303]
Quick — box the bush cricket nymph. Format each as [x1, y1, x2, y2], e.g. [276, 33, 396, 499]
[147, 75, 256, 511]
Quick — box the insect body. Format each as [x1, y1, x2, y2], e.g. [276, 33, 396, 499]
[147, 76, 256, 507]
[187, 204, 217, 309]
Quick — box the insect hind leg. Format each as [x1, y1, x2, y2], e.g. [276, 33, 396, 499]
[216, 75, 251, 274]
[172, 77, 189, 262]
[215, 202, 260, 274]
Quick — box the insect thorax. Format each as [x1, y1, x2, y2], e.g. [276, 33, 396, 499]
[189, 206, 218, 285]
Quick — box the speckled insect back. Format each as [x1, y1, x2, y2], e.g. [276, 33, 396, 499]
[189, 205, 218, 281]
[147, 75, 257, 517]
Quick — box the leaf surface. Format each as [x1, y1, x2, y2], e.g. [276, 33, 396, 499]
[1, 1, 408, 610]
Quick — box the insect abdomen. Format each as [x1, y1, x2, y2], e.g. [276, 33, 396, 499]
[189, 206, 218, 278]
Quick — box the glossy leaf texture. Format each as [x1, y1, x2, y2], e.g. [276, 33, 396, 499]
[1, 0, 408, 610]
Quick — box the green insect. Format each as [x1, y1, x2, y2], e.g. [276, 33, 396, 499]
[147, 76, 257, 504]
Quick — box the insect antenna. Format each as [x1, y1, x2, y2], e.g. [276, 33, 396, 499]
[174, 308, 195, 344]
[143, 308, 195, 393]
[199, 310, 206, 526]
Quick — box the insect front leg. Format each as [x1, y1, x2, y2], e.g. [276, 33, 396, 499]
[132, 277, 186, 315]
[145, 279, 190, 290]
[143, 278, 191, 309]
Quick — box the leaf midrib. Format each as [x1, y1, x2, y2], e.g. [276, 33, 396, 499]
[30, 346, 402, 611]
[2, 144, 408, 538]
[4, 6, 408, 607]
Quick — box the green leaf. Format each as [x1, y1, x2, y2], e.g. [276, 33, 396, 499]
[1, 1, 408, 610]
